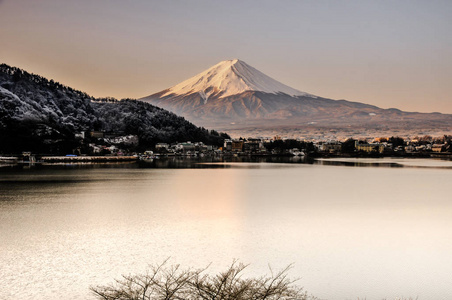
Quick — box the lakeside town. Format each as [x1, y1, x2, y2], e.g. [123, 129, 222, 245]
[1, 130, 451, 165]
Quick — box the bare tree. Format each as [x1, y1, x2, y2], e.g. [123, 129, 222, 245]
[91, 260, 313, 300]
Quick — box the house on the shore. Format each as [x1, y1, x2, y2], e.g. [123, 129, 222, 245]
[432, 144, 446, 153]
[355, 142, 384, 153]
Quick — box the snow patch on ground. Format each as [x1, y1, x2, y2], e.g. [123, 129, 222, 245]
[0, 86, 21, 101]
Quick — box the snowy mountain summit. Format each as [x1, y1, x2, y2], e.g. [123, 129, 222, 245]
[141, 59, 452, 136]
[161, 59, 314, 102]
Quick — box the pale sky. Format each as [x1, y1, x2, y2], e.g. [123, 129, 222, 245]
[1, 0, 451, 113]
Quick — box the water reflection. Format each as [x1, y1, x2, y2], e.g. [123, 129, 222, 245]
[137, 156, 313, 168]
[2, 156, 452, 172]
[316, 157, 452, 169]
[0, 157, 306, 171]
[1, 160, 452, 300]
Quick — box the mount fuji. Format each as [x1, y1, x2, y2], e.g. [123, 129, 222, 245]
[141, 59, 452, 138]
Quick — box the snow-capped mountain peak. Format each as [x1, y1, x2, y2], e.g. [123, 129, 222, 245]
[161, 59, 315, 100]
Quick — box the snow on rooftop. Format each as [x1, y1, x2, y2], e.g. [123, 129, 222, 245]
[162, 59, 315, 99]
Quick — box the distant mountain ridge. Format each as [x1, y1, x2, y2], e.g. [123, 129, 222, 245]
[0, 64, 227, 153]
[141, 59, 452, 138]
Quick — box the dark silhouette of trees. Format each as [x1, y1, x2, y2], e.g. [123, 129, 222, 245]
[91, 260, 313, 300]
[341, 138, 356, 153]
[388, 136, 405, 148]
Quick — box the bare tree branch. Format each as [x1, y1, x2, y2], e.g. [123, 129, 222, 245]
[91, 260, 313, 300]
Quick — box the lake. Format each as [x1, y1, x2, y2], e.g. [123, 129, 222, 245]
[1, 158, 452, 300]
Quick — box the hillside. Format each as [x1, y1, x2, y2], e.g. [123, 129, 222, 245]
[0, 64, 228, 154]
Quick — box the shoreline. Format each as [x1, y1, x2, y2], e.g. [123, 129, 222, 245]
[1, 153, 451, 170]
[1, 152, 451, 164]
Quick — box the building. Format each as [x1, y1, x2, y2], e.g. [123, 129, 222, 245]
[223, 139, 232, 151]
[322, 142, 342, 153]
[155, 143, 169, 150]
[74, 131, 85, 139]
[244, 139, 263, 152]
[355, 142, 384, 153]
[231, 140, 244, 152]
[177, 142, 195, 153]
[90, 131, 104, 138]
[432, 144, 446, 153]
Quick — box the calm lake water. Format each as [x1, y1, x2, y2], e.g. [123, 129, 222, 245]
[1, 158, 452, 300]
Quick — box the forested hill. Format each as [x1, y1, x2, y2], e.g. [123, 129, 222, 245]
[0, 64, 229, 154]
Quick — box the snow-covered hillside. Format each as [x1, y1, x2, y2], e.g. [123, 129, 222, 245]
[0, 63, 228, 153]
[161, 59, 315, 101]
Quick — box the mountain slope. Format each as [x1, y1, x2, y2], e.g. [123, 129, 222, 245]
[141, 59, 452, 138]
[0, 64, 227, 153]
[159, 59, 314, 101]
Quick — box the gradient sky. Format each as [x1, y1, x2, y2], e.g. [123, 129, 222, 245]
[1, 0, 451, 113]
